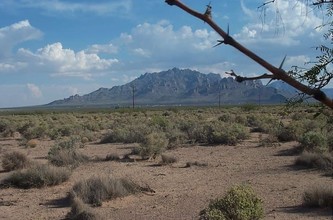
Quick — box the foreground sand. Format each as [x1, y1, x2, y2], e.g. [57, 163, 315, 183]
[0, 132, 332, 220]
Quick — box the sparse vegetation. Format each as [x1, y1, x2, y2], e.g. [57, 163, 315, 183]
[1, 151, 30, 172]
[303, 185, 333, 209]
[185, 161, 208, 167]
[66, 197, 101, 220]
[299, 132, 328, 153]
[200, 184, 264, 220]
[105, 153, 121, 161]
[160, 154, 178, 165]
[70, 176, 145, 207]
[48, 138, 88, 167]
[0, 106, 332, 219]
[1, 164, 70, 189]
[139, 132, 169, 159]
[295, 152, 333, 172]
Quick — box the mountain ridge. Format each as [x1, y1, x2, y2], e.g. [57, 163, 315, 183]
[47, 67, 286, 106]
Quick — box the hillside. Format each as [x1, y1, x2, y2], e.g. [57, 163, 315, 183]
[47, 68, 286, 106]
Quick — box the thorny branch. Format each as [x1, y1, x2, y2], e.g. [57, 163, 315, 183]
[226, 70, 277, 83]
[165, 0, 333, 109]
[313, 0, 333, 5]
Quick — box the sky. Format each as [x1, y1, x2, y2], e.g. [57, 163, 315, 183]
[0, 0, 330, 108]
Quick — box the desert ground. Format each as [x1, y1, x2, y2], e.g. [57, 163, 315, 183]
[0, 107, 332, 219]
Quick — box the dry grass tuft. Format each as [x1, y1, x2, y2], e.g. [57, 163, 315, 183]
[70, 175, 146, 207]
[303, 185, 333, 208]
[66, 197, 102, 220]
[1, 164, 70, 189]
[1, 151, 30, 172]
[160, 154, 178, 165]
[295, 151, 333, 172]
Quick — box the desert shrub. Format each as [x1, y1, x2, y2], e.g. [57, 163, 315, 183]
[149, 115, 170, 131]
[105, 153, 120, 161]
[234, 115, 247, 125]
[48, 138, 88, 167]
[100, 123, 153, 144]
[165, 129, 188, 149]
[0, 119, 15, 137]
[295, 152, 333, 171]
[200, 184, 264, 220]
[139, 132, 168, 159]
[299, 132, 328, 153]
[207, 123, 249, 145]
[185, 161, 208, 167]
[1, 151, 30, 171]
[160, 154, 178, 165]
[303, 185, 333, 208]
[178, 120, 208, 143]
[241, 103, 258, 112]
[1, 164, 70, 189]
[218, 114, 234, 123]
[70, 176, 142, 207]
[66, 197, 101, 220]
[274, 125, 297, 142]
[258, 134, 279, 148]
[247, 114, 278, 134]
[26, 139, 38, 148]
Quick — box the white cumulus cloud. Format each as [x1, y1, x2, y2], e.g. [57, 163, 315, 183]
[237, 0, 322, 45]
[0, 20, 43, 57]
[18, 42, 119, 79]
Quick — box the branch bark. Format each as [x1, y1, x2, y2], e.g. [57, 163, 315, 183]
[165, 0, 333, 109]
[226, 70, 277, 83]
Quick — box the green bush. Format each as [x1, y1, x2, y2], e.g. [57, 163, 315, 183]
[139, 132, 168, 159]
[200, 184, 264, 220]
[1, 164, 70, 189]
[207, 123, 249, 145]
[2, 151, 30, 172]
[299, 132, 328, 153]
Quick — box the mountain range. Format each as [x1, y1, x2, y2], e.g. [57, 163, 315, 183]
[47, 68, 296, 107]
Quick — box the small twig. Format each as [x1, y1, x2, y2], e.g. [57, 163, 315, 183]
[226, 70, 278, 83]
[313, 0, 333, 5]
[258, 0, 275, 9]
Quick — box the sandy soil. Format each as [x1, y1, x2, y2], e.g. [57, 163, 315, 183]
[0, 133, 332, 220]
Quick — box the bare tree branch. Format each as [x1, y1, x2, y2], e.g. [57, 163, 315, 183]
[226, 70, 277, 83]
[165, 0, 333, 109]
[258, 0, 275, 9]
[313, 0, 333, 5]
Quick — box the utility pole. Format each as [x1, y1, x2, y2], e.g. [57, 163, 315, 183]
[130, 83, 135, 109]
[219, 85, 221, 108]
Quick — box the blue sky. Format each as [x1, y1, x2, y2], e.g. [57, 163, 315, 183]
[0, 0, 330, 108]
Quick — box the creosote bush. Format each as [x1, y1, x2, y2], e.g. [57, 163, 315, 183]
[200, 184, 264, 220]
[1, 164, 70, 189]
[139, 132, 168, 159]
[1, 151, 29, 172]
[299, 132, 328, 153]
[70, 176, 144, 207]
